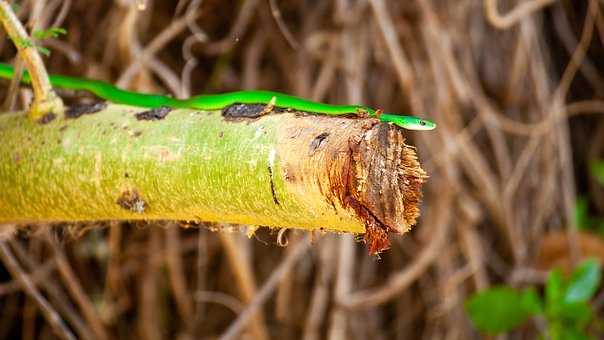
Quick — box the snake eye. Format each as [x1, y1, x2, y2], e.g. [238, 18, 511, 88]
[420, 121, 426, 126]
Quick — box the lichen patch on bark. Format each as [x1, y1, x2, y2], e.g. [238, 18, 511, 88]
[116, 189, 147, 213]
[37, 112, 56, 124]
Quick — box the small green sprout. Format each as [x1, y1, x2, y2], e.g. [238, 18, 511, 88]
[14, 27, 68, 57]
[32, 27, 67, 40]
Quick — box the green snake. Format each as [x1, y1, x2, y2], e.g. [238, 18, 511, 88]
[0, 62, 436, 130]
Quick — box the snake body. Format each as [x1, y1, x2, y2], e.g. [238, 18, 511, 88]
[0, 62, 436, 130]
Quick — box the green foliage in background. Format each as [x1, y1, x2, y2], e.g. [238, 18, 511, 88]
[591, 161, 604, 187]
[465, 259, 602, 339]
[465, 287, 541, 333]
[575, 197, 604, 235]
[574, 162, 604, 235]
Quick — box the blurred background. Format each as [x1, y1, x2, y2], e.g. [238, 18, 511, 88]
[1, 0, 604, 339]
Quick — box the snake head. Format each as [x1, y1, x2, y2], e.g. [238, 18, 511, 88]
[380, 113, 436, 131]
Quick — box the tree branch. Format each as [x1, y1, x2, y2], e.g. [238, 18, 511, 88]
[0, 0, 64, 121]
[0, 105, 427, 252]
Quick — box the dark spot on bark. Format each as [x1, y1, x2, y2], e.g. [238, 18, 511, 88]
[267, 165, 280, 205]
[377, 124, 390, 147]
[135, 106, 172, 121]
[133, 130, 143, 137]
[309, 132, 330, 154]
[283, 167, 297, 183]
[222, 103, 267, 118]
[124, 172, 130, 178]
[116, 189, 147, 213]
[66, 102, 107, 119]
[222, 103, 290, 121]
[37, 112, 56, 124]
[218, 131, 224, 138]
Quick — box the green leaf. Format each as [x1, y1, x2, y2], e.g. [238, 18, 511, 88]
[556, 301, 593, 327]
[465, 286, 542, 334]
[574, 197, 591, 230]
[14, 37, 34, 49]
[548, 321, 593, 340]
[546, 269, 565, 308]
[32, 27, 67, 40]
[565, 259, 601, 304]
[559, 327, 591, 340]
[36, 46, 51, 57]
[520, 288, 543, 315]
[597, 220, 604, 236]
[592, 161, 604, 187]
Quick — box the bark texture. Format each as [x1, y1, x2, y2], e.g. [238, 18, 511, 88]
[0, 104, 426, 245]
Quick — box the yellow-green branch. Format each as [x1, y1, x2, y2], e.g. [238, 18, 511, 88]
[0, 104, 427, 252]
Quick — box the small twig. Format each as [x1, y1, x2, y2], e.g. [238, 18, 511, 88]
[9, 240, 95, 340]
[193, 227, 208, 326]
[219, 235, 311, 340]
[2, 57, 23, 111]
[369, 0, 418, 111]
[0, 0, 64, 120]
[275, 232, 295, 322]
[0, 257, 56, 296]
[218, 232, 269, 340]
[0, 240, 76, 340]
[138, 228, 163, 340]
[165, 225, 194, 333]
[179, 0, 207, 98]
[50, 0, 72, 28]
[194, 290, 245, 315]
[302, 238, 335, 340]
[103, 222, 123, 303]
[205, 0, 260, 55]
[484, 0, 557, 30]
[46, 234, 109, 340]
[553, 4, 604, 95]
[327, 235, 355, 339]
[551, 0, 599, 265]
[268, 0, 299, 49]
[117, 10, 202, 88]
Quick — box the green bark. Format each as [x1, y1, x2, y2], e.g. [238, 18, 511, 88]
[0, 104, 426, 237]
